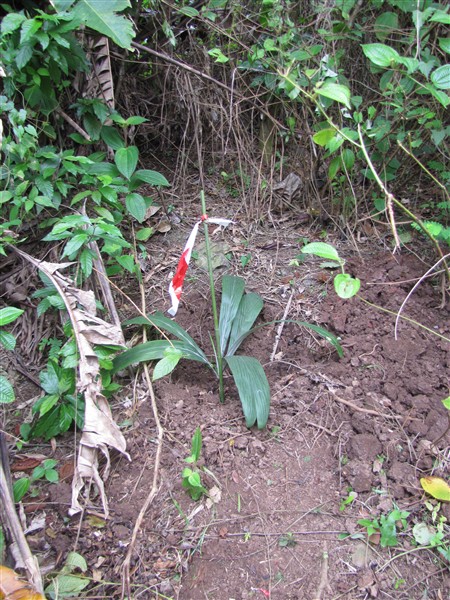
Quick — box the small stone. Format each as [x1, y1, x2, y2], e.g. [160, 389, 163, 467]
[233, 436, 249, 449]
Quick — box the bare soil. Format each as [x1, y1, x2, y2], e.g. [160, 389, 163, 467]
[4, 199, 450, 599]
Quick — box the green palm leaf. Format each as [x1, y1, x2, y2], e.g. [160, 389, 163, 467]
[123, 311, 211, 366]
[226, 292, 263, 356]
[225, 355, 270, 429]
[219, 275, 245, 355]
[112, 340, 205, 373]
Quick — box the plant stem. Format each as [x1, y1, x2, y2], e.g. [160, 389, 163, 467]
[201, 190, 225, 403]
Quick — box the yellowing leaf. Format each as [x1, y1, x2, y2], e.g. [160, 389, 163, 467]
[0, 565, 46, 600]
[420, 476, 450, 502]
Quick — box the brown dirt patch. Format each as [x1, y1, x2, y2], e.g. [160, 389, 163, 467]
[4, 205, 450, 599]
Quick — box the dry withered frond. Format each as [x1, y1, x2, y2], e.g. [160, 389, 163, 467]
[10, 247, 129, 518]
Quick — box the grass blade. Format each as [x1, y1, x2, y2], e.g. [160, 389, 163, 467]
[219, 275, 245, 355]
[226, 292, 263, 356]
[225, 355, 270, 429]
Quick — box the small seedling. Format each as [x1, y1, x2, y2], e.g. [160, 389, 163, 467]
[13, 459, 59, 502]
[301, 242, 361, 299]
[240, 253, 252, 268]
[278, 532, 297, 548]
[269, 425, 281, 440]
[358, 507, 410, 547]
[182, 427, 207, 501]
[340, 488, 357, 512]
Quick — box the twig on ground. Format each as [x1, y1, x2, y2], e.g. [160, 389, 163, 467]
[270, 289, 294, 361]
[394, 253, 450, 339]
[55, 108, 91, 141]
[329, 390, 419, 422]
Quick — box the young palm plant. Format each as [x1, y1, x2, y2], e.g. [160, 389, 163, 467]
[112, 275, 270, 428]
[112, 273, 342, 429]
[113, 192, 342, 429]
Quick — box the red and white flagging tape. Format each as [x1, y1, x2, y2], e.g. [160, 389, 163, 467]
[168, 215, 233, 316]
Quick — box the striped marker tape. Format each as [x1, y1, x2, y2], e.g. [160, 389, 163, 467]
[168, 216, 234, 316]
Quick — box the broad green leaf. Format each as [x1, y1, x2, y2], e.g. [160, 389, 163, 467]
[420, 476, 450, 501]
[0, 331, 16, 351]
[362, 43, 400, 67]
[115, 146, 138, 179]
[79, 248, 94, 277]
[0, 307, 24, 327]
[0, 191, 13, 204]
[430, 10, 450, 25]
[126, 192, 147, 222]
[341, 148, 355, 170]
[45, 574, 90, 597]
[219, 276, 245, 355]
[187, 471, 202, 487]
[100, 126, 125, 150]
[132, 169, 170, 187]
[316, 82, 351, 109]
[301, 242, 342, 263]
[226, 293, 264, 356]
[334, 273, 361, 298]
[39, 363, 60, 395]
[177, 6, 199, 17]
[69, 0, 134, 49]
[152, 346, 183, 380]
[328, 155, 341, 180]
[122, 311, 211, 366]
[20, 18, 41, 44]
[439, 38, 450, 54]
[62, 233, 87, 258]
[123, 116, 148, 125]
[422, 83, 450, 108]
[15, 43, 33, 68]
[374, 12, 399, 42]
[191, 427, 202, 462]
[313, 128, 336, 146]
[208, 47, 229, 63]
[1, 12, 26, 35]
[87, 161, 120, 177]
[66, 551, 88, 572]
[226, 355, 270, 429]
[327, 134, 345, 154]
[135, 227, 154, 241]
[431, 64, 450, 90]
[13, 477, 30, 502]
[37, 394, 59, 417]
[397, 56, 419, 74]
[442, 396, 450, 410]
[0, 376, 15, 404]
[116, 254, 135, 273]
